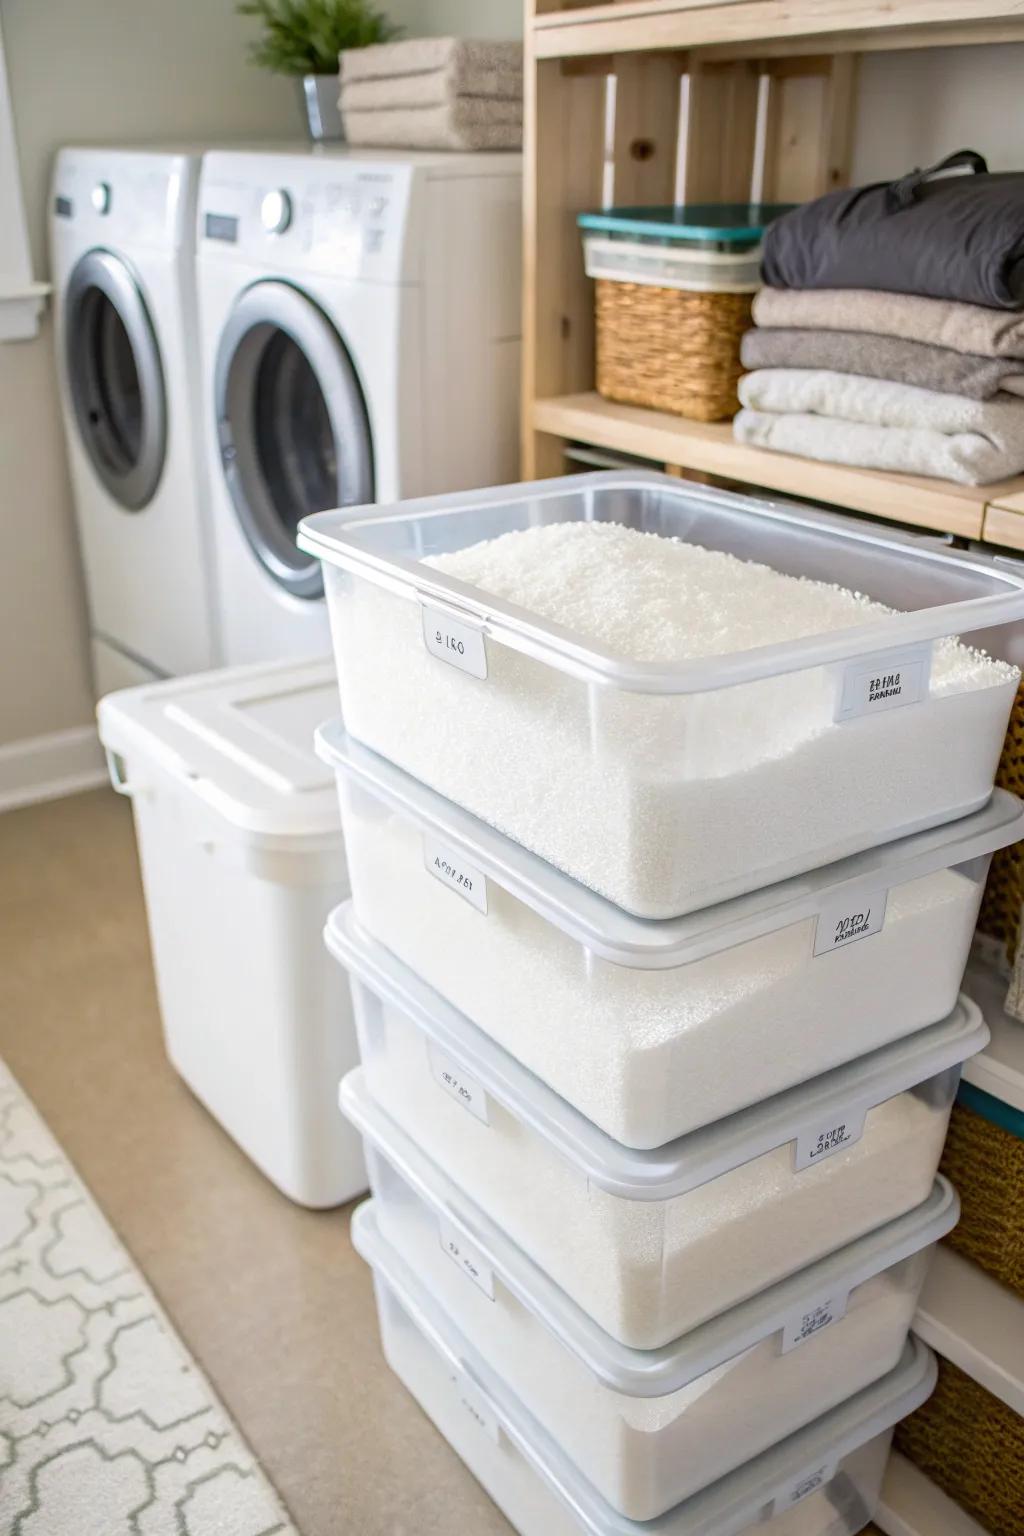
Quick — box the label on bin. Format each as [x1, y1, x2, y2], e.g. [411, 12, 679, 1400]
[439, 1217, 496, 1300]
[428, 1043, 491, 1125]
[794, 1105, 867, 1171]
[421, 603, 488, 680]
[780, 1287, 850, 1353]
[813, 888, 888, 956]
[771, 1454, 839, 1516]
[449, 1367, 501, 1444]
[834, 642, 931, 722]
[424, 836, 488, 914]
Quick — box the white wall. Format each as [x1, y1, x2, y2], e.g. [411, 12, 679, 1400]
[0, 0, 299, 748]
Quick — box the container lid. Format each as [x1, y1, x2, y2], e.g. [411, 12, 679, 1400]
[297, 471, 1024, 694]
[576, 203, 793, 244]
[343, 1067, 956, 1398]
[326, 903, 988, 1199]
[317, 721, 1024, 970]
[353, 1201, 938, 1536]
[97, 659, 342, 849]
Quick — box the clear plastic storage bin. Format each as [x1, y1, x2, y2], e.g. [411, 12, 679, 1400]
[327, 905, 986, 1348]
[354, 1199, 939, 1536]
[345, 1068, 955, 1521]
[320, 723, 1021, 1147]
[298, 472, 1024, 919]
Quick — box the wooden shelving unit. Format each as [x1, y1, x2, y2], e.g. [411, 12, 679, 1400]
[521, 0, 1024, 543]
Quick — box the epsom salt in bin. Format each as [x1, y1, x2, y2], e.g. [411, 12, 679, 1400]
[344, 1066, 956, 1521]
[326, 905, 986, 1348]
[97, 660, 366, 1208]
[318, 721, 1021, 1148]
[298, 472, 1024, 920]
[578, 203, 790, 422]
[353, 1198, 939, 1536]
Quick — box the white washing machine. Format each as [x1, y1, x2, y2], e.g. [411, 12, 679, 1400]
[51, 147, 217, 694]
[196, 146, 522, 666]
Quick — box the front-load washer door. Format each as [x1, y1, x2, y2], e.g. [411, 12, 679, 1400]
[64, 249, 167, 512]
[215, 281, 375, 602]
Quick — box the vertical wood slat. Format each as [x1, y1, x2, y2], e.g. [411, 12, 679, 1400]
[681, 60, 761, 202]
[609, 53, 684, 205]
[760, 53, 859, 201]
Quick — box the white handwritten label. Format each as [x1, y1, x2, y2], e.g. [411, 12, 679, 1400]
[423, 836, 488, 915]
[772, 1455, 839, 1516]
[813, 888, 888, 956]
[834, 643, 931, 722]
[780, 1288, 850, 1353]
[439, 1218, 495, 1300]
[421, 603, 488, 680]
[428, 1043, 490, 1125]
[449, 1369, 501, 1444]
[795, 1106, 867, 1171]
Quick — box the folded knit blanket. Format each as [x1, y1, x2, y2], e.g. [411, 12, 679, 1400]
[735, 369, 1024, 485]
[753, 286, 1024, 361]
[341, 99, 522, 152]
[340, 37, 522, 83]
[340, 65, 522, 110]
[740, 327, 1024, 400]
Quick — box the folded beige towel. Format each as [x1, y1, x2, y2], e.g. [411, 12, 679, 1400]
[340, 66, 522, 110]
[342, 99, 522, 152]
[741, 327, 1024, 401]
[340, 37, 522, 84]
[753, 286, 1024, 361]
[735, 369, 1024, 485]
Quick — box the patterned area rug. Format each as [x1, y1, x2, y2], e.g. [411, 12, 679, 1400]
[0, 1059, 299, 1535]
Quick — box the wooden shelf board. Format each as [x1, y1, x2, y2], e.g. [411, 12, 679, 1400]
[962, 954, 1024, 1114]
[914, 1247, 1024, 1416]
[875, 1453, 989, 1536]
[531, 392, 1024, 537]
[531, 0, 1024, 59]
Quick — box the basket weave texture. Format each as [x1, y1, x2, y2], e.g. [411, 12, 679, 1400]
[977, 678, 1024, 965]
[594, 279, 752, 422]
[939, 1101, 1024, 1298]
[894, 1356, 1024, 1536]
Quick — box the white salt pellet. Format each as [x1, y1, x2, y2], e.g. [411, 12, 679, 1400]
[331, 521, 1017, 916]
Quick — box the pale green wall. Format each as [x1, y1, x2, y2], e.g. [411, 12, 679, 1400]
[384, 0, 523, 39]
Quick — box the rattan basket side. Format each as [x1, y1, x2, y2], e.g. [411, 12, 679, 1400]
[977, 679, 1024, 964]
[939, 1093, 1024, 1299]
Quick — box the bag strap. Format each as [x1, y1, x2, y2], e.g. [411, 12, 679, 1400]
[886, 149, 989, 211]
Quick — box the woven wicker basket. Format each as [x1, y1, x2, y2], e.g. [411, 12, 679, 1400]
[977, 677, 1024, 964]
[594, 280, 752, 422]
[939, 1085, 1024, 1299]
[895, 1355, 1024, 1535]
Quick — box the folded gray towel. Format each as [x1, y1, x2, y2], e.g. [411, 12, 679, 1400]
[740, 327, 1024, 401]
[340, 37, 522, 84]
[735, 368, 1024, 485]
[340, 65, 522, 110]
[752, 286, 1024, 360]
[341, 99, 522, 152]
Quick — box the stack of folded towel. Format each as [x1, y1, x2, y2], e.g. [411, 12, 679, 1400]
[735, 150, 1024, 485]
[338, 37, 523, 152]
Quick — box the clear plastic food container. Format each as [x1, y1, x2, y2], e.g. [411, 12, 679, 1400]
[319, 722, 1020, 1149]
[327, 904, 986, 1349]
[354, 1199, 939, 1536]
[345, 1068, 955, 1521]
[298, 472, 1024, 918]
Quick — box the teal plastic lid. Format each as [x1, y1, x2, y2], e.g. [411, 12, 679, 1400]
[577, 202, 795, 243]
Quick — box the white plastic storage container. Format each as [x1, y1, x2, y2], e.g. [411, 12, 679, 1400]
[97, 660, 366, 1208]
[345, 1069, 955, 1520]
[354, 1199, 939, 1536]
[298, 472, 1024, 919]
[327, 905, 986, 1347]
[319, 723, 1021, 1149]
[582, 234, 762, 293]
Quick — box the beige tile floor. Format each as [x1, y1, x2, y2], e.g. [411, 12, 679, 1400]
[0, 787, 513, 1536]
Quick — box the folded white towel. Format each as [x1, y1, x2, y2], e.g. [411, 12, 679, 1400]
[340, 37, 522, 84]
[735, 369, 1024, 485]
[340, 65, 522, 110]
[341, 99, 522, 152]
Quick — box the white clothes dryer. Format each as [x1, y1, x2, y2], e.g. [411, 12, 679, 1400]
[196, 146, 521, 666]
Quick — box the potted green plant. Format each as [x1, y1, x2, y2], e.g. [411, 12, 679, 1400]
[238, 0, 400, 140]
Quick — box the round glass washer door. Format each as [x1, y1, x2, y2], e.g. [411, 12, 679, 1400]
[63, 249, 167, 512]
[215, 281, 375, 601]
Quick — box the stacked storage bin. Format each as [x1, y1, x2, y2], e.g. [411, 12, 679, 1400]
[299, 470, 1024, 1536]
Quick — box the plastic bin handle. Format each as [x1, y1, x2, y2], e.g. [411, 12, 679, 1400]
[105, 748, 133, 797]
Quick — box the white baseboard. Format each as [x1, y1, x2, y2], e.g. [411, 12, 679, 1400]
[0, 724, 108, 814]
